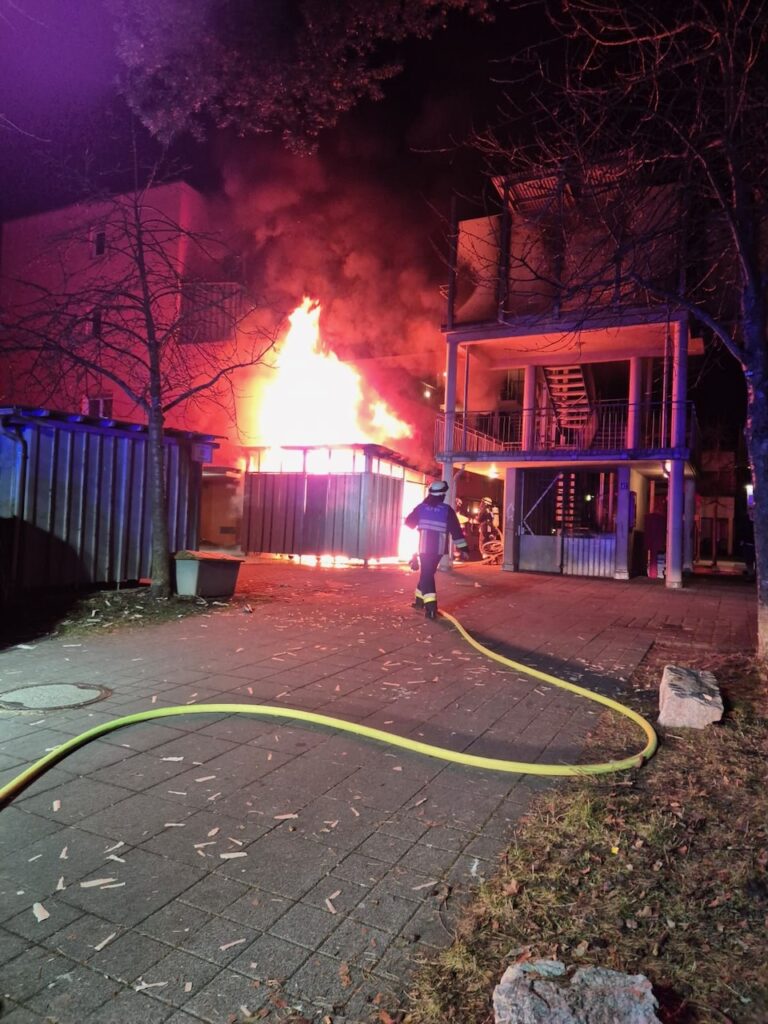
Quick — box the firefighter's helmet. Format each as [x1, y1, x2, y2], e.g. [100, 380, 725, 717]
[428, 480, 449, 498]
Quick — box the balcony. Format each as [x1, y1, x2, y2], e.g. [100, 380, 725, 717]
[435, 401, 699, 459]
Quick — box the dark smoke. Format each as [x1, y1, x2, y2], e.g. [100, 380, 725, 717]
[218, 139, 448, 470]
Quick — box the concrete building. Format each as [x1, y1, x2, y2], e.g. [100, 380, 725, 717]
[437, 170, 704, 588]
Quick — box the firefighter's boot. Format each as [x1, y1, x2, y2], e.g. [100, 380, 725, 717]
[412, 596, 424, 611]
[424, 602, 437, 621]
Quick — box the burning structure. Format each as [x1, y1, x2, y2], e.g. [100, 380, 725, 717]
[235, 299, 427, 564]
[0, 185, 433, 565]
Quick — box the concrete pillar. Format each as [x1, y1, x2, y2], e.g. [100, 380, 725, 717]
[627, 356, 642, 449]
[502, 467, 521, 571]
[443, 338, 459, 455]
[440, 459, 456, 572]
[671, 320, 688, 448]
[666, 460, 685, 587]
[522, 364, 536, 450]
[666, 319, 688, 589]
[684, 477, 696, 572]
[614, 466, 632, 580]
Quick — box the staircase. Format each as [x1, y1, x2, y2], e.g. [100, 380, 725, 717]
[555, 472, 577, 532]
[543, 365, 595, 447]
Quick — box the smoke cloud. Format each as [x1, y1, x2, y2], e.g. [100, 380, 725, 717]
[217, 139, 448, 470]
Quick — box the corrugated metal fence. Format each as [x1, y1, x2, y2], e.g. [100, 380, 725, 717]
[244, 471, 403, 560]
[562, 534, 616, 577]
[0, 409, 209, 593]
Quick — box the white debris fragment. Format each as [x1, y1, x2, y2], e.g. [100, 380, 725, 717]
[32, 902, 50, 922]
[80, 878, 118, 888]
[411, 880, 439, 891]
[59, 846, 68, 860]
[104, 841, 125, 853]
[184, 981, 193, 993]
[219, 938, 246, 951]
[93, 931, 117, 952]
[325, 897, 337, 914]
[164, 823, 186, 828]
[219, 852, 247, 860]
[274, 813, 298, 821]
[134, 981, 168, 992]
[161, 756, 184, 762]
[56, 877, 66, 891]
[207, 827, 220, 838]
[106, 854, 125, 863]
[51, 799, 61, 812]
[195, 776, 216, 782]
[28, 854, 42, 862]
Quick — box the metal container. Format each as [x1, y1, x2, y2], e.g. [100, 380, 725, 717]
[0, 407, 214, 594]
[242, 445, 425, 562]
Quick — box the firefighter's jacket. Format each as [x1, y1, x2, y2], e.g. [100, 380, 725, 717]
[405, 498, 468, 557]
[478, 507, 501, 542]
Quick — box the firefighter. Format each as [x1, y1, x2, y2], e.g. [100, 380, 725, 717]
[405, 480, 469, 619]
[477, 496, 501, 545]
[477, 495, 503, 565]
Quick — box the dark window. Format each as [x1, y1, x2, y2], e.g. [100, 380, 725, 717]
[92, 229, 106, 257]
[90, 309, 102, 338]
[501, 369, 524, 403]
[179, 281, 246, 344]
[86, 395, 113, 418]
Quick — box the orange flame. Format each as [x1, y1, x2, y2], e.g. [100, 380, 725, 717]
[255, 297, 411, 448]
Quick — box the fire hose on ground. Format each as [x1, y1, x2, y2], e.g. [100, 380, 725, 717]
[0, 610, 658, 811]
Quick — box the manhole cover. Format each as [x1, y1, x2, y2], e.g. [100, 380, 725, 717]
[0, 683, 111, 711]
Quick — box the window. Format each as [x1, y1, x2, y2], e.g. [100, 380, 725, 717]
[179, 281, 246, 343]
[90, 309, 102, 338]
[501, 369, 524, 403]
[91, 228, 106, 258]
[85, 395, 113, 418]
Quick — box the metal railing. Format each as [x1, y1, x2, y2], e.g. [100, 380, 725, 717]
[435, 401, 698, 456]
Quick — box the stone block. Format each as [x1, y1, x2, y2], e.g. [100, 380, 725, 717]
[658, 664, 723, 729]
[493, 959, 661, 1024]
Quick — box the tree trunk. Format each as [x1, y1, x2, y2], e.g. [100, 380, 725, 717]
[148, 406, 171, 598]
[743, 340, 768, 661]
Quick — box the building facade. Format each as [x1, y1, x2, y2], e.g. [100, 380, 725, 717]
[438, 171, 704, 587]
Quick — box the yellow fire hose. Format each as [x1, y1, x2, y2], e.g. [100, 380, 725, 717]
[0, 610, 657, 811]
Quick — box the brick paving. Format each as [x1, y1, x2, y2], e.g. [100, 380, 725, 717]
[0, 562, 756, 1023]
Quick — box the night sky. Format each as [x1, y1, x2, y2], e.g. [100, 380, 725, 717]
[0, 1, 517, 220]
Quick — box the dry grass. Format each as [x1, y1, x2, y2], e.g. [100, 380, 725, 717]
[1, 586, 271, 647]
[406, 653, 768, 1024]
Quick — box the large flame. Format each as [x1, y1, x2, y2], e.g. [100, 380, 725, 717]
[255, 297, 410, 448]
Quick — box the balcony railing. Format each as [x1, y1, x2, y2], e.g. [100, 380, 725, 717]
[436, 401, 699, 457]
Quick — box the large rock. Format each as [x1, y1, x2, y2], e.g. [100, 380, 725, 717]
[493, 959, 661, 1024]
[658, 664, 723, 729]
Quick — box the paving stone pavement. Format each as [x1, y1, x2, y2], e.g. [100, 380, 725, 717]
[0, 562, 756, 1023]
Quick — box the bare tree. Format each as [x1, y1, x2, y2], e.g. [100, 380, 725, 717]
[0, 176, 277, 596]
[474, 0, 768, 656]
